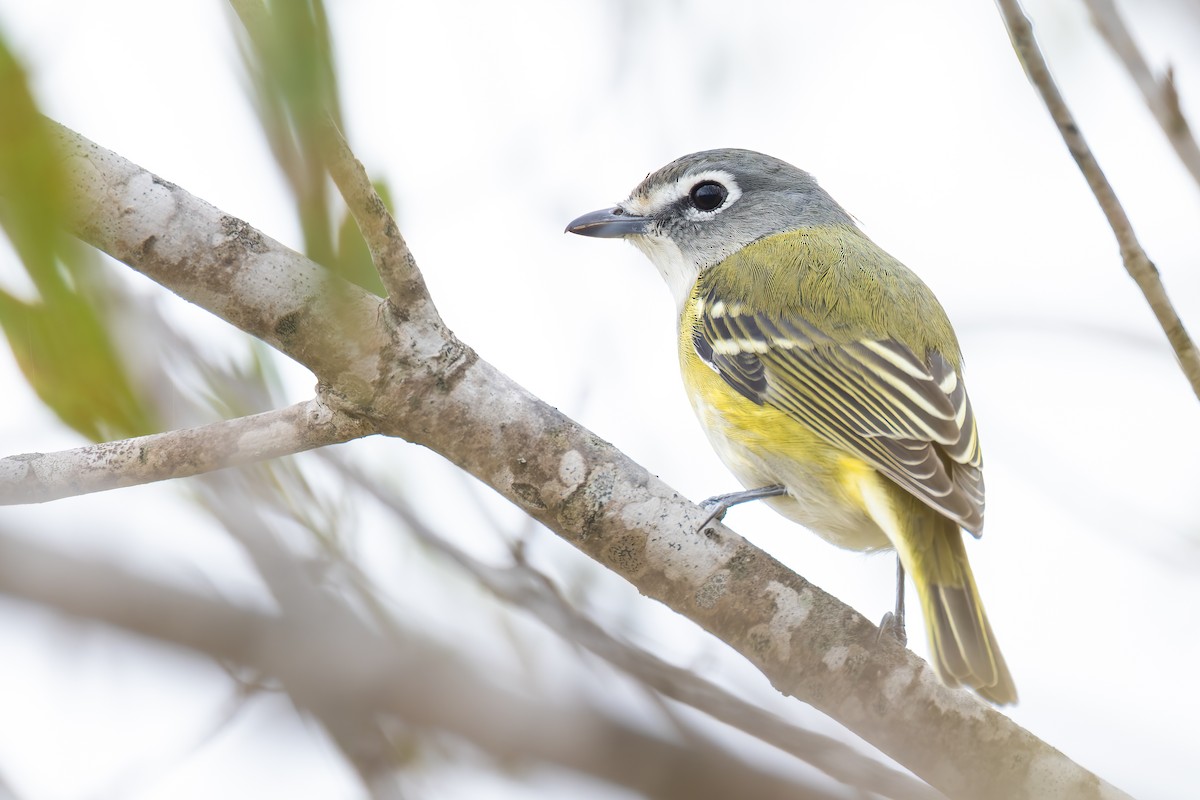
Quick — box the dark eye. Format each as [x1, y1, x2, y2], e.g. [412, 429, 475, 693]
[689, 180, 728, 212]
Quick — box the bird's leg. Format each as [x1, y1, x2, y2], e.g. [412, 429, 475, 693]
[877, 555, 907, 646]
[697, 484, 787, 530]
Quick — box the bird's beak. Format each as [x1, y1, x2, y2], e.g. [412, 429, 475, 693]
[565, 206, 649, 238]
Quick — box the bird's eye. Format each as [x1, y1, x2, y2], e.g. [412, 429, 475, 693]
[688, 180, 728, 212]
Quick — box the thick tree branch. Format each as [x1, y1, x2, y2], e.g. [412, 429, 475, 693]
[1083, 0, 1200, 190]
[0, 532, 833, 800]
[0, 398, 369, 505]
[996, 0, 1200, 401]
[50, 117, 390, 410]
[38, 119, 1128, 799]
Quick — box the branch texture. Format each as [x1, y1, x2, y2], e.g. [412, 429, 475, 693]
[34, 119, 1129, 800]
[0, 398, 369, 504]
[51, 117, 390, 410]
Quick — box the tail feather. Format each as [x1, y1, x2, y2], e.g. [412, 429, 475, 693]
[929, 581, 1017, 705]
[859, 475, 1017, 704]
[930, 585, 971, 680]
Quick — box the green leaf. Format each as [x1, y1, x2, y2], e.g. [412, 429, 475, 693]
[333, 179, 392, 297]
[233, 0, 344, 268]
[0, 34, 155, 441]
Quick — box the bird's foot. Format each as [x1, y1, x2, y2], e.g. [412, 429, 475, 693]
[877, 610, 907, 647]
[696, 485, 787, 532]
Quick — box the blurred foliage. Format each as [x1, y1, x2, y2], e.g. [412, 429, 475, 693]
[0, 0, 396, 445]
[0, 34, 154, 441]
[231, 0, 388, 298]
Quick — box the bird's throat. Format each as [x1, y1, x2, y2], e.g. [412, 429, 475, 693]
[629, 234, 702, 318]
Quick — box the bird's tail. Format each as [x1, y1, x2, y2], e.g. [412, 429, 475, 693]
[908, 509, 1017, 705]
[863, 480, 1017, 704]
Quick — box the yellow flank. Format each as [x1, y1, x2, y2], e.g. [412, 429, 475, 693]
[678, 304, 892, 552]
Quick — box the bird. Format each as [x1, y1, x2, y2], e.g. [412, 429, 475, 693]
[566, 148, 1016, 704]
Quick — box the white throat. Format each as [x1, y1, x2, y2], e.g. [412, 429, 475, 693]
[629, 234, 702, 319]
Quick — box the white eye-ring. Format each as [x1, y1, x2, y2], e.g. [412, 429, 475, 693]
[624, 169, 742, 219]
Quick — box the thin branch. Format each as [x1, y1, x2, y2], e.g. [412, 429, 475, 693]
[191, 467, 407, 794]
[1083, 0, 1200, 190]
[0, 398, 370, 505]
[319, 117, 431, 311]
[331, 455, 945, 800]
[995, 0, 1200, 401]
[0, 532, 835, 800]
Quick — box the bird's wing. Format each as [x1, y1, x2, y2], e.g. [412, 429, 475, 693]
[692, 287, 985, 534]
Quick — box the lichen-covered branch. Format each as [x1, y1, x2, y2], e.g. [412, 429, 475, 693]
[995, 0, 1200, 401]
[49, 117, 389, 410]
[0, 398, 370, 504]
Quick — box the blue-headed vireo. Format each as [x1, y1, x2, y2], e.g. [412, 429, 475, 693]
[567, 149, 1016, 704]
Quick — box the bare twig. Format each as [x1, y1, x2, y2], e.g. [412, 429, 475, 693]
[995, 0, 1200, 400]
[320, 118, 431, 311]
[192, 468, 404, 793]
[1083, 0, 1200, 190]
[0, 532, 835, 800]
[0, 398, 369, 505]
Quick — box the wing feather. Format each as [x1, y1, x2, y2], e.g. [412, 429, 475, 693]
[694, 285, 985, 534]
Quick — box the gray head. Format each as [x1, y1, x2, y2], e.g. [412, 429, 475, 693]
[567, 148, 854, 310]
